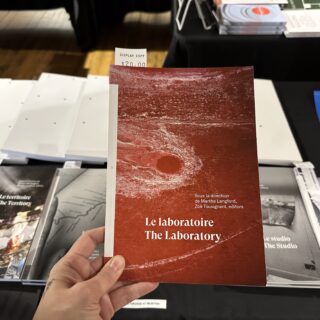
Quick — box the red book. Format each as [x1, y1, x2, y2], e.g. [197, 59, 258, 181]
[105, 66, 266, 285]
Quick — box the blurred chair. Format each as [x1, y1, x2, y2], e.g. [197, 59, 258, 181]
[0, 0, 171, 50]
[0, 0, 97, 50]
[95, 0, 172, 26]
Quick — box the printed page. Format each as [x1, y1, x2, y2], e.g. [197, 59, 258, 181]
[66, 75, 109, 163]
[254, 79, 302, 165]
[260, 166, 320, 286]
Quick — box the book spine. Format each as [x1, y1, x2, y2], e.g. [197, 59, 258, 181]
[104, 84, 119, 258]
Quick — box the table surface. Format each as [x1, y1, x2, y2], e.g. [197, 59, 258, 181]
[2, 281, 320, 320]
[274, 81, 320, 175]
[164, 0, 320, 81]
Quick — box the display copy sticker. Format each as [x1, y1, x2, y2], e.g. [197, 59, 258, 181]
[115, 48, 147, 67]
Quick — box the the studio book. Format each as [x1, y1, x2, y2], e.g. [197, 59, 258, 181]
[105, 65, 266, 286]
[260, 163, 320, 288]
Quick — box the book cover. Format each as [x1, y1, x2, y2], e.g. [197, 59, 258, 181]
[0, 166, 56, 279]
[260, 166, 320, 286]
[24, 168, 106, 281]
[105, 66, 266, 285]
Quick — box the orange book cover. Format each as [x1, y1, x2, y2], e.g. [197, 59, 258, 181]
[105, 65, 266, 286]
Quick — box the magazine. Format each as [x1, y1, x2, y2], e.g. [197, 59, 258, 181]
[0, 166, 56, 280]
[23, 168, 106, 282]
[260, 164, 320, 287]
[105, 65, 266, 286]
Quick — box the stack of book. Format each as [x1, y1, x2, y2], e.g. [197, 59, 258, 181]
[0, 75, 302, 166]
[217, 4, 287, 34]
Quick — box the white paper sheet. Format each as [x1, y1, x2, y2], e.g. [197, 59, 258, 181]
[254, 79, 303, 165]
[2, 73, 85, 161]
[284, 10, 320, 37]
[66, 75, 109, 163]
[0, 79, 35, 164]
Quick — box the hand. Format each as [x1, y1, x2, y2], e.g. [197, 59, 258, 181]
[33, 227, 158, 320]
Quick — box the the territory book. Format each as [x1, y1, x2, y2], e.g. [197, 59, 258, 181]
[105, 66, 266, 286]
[0, 166, 56, 280]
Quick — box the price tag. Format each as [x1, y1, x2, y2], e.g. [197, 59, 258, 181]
[123, 299, 167, 309]
[115, 48, 147, 67]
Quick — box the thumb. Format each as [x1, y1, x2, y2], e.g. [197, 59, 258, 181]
[80, 255, 125, 299]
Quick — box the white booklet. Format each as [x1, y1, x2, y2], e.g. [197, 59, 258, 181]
[284, 9, 320, 37]
[66, 75, 109, 164]
[254, 79, 302, 165]
[2, 73, 85, 161]
[0, 79, 35, 164]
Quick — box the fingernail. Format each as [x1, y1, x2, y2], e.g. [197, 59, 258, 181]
[107, 255, 125, 272]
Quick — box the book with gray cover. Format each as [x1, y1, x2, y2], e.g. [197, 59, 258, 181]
[22, 168, 106, 282]
[260, 164, 320, 287]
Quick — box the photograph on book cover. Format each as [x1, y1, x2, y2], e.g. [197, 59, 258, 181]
[106, 66, 266, 286]
[260, 166, 320, 286]
[24, 169, 106, 281]
[0, 166, 56, 280]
